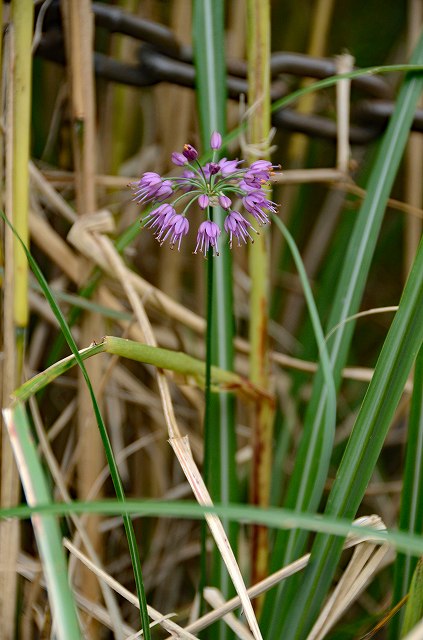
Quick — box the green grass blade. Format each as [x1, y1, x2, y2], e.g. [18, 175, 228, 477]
[279, 233, 423, 638]
[263, 32, 423, 637]
[1, 211, 152, 640]
[271, 213, 336, 506]
[390, 344, 423, 638]
[193, 0, 238, 629]
[13, 335, 264, 405]
[3, 404, 81, 639]
[6, 499, 423, 560]
[401, 558, 423, 637]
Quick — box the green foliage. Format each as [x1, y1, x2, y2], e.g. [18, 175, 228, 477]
[4, 3, 423, 638]
[401, 558, 423, 637]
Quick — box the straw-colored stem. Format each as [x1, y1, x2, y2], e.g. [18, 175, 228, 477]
[0, 5, 33, 636]
[11, 0, 33, 337]
[247, 0, 274, 592]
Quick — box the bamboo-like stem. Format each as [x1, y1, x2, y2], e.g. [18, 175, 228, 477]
[0, 4, 34, 636]
[246, 0, 274, 592]
[1, 27, 17, 640]
[11, 0, 33, 341]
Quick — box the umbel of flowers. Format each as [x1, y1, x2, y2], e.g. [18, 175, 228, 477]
[131, 132, 279, 256]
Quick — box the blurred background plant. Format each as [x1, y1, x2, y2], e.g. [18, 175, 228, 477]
[0, 0, 423, 639]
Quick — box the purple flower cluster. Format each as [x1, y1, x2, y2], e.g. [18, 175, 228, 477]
[131, 132, 279, 256]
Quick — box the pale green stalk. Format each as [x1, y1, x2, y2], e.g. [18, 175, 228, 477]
[11, 0, 33, 367]
[193, 3, 237, 633]
[13, 336, 268, 407]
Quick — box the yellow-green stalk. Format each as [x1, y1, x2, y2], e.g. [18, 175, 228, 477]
[0, 3, 34, 636]
[11, 0, 34, 370]
[247, 0, 274, 590]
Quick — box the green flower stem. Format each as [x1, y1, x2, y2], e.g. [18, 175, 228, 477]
[193, 3, 238, 633]
[200, 231, 215, 620]
[246, 0, 274, 588]
[204, 215, 215, 481]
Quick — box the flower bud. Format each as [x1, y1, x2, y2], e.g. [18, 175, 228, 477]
[210, 131, 222, 150]
[171, 152, 188, 166]
[219, 195, 231, 209]
[198, 194, 209, 209]
[183, 144, 198, 161]
[208, 162, 220, 175]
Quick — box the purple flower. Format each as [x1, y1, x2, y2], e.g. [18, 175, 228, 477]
[132, 134, 278, 255]
[239, 179, 258, 193]
[219, 158, 243, 176]
[171, 152, 188, 166]
[183, 144, 198, 161]
[210, 131, 222, 150]
[242, 190, 277, 225]
[154, 180, 173, 201]
[249, 160, 278, 180]
[198, 194, 209, 209]
[250, 160, 273, 173]
[145, 204, 176, 233]
[243, 171, 265, 189]
[194, 221, 221, 256]
[219, 195, 231, 209]
[224, 211, 256, 248]
[203, 162, 220, 178]
[156, 214, 189, 250]
[131, 172, 162, 203]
